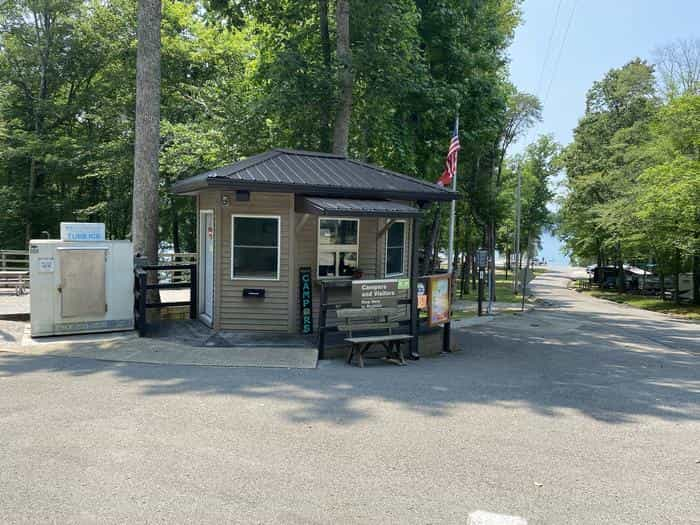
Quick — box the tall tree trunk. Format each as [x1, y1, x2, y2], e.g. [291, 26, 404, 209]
[693, 249, 700, 306]
[422, 206, 440, 274]
[172, 206, 180, 254]
[25, 9, 52, 245]
[488, 218, 496, 303]
[132, 0, 161, 266]
[674, 248, 681, 305]
[660, 269, 666, 301]
[332, 0, 352, 156]
[617, 242, 625, 293]
[318, 0, 332, 152]
[133, 0, 162, 316]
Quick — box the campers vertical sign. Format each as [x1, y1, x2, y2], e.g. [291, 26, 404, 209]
[299, 267, 313, 334]
[352, 279, 399, 308]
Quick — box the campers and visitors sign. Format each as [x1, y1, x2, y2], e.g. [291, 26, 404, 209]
[352, 279, 399, 308]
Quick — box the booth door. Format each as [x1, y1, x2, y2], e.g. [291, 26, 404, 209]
[199, 210, 215, 326]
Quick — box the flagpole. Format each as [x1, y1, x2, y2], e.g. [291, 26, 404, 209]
[447, 114, 459, 275]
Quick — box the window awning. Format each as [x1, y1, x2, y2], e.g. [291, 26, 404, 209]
[295, 197, 421, 218]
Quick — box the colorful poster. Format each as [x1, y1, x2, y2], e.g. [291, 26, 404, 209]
[428, 274, 451, 326]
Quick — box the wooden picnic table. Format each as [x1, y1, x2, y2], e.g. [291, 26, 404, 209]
[0, 270, 29, 295]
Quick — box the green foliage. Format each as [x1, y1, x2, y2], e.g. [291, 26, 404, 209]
[560, 58, 699, 290]
[0, 0, 524, 252]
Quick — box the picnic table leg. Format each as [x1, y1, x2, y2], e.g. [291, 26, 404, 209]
[358, 343, 371, 368]
[396, 341, 406, 365]
[346, 344, 356, 365]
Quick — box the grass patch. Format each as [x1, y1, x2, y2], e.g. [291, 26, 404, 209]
[456, 270, 538, 304]
[451, 309, 477, 321]
[584, 290, 700, 320]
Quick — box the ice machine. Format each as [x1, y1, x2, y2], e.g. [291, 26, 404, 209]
[30, 232, 134, 337]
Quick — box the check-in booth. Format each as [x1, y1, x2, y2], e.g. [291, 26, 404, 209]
[172, 149, 457, 356]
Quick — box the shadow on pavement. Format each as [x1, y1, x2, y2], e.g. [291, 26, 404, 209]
[0, 269, 698, 426]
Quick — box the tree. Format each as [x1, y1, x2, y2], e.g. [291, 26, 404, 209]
[132, 0, 161, 266]
[332, 0, 351, 156]
[487, 89, 541, 300]
[559, 59, 658, 285]
[653, 38, 700, 100]
[634, 95, 700, 304]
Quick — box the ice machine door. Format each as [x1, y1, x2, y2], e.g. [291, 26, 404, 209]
[59, 248, 107, 318]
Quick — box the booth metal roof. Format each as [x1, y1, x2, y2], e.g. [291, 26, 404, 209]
[171, 149, 456, 202]
[296, 197, 421, 218]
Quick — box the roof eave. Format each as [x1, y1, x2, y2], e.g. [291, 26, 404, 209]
[173, 177, 457, 202]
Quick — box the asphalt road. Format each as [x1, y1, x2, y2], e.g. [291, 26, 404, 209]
[0, 270, 698, 524]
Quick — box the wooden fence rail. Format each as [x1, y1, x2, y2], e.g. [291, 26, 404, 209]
[0, 250, 197, 289]
[0, 250, 29, 272]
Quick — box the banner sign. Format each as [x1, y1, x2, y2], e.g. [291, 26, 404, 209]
[60, 222, 105, 242]
[299, 267, 313, 334]
[428, 273, 451, 326]
[351, 279, 399, 308]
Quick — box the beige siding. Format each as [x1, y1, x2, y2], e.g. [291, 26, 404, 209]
[292, 212, 316, 330]
[358, 217, 379, 279]
[217, 191, 293, 332]
[197, 192, 417, 333]
[293, 215, 415, 331]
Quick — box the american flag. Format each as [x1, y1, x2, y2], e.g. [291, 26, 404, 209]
[436, 121, 460, 187]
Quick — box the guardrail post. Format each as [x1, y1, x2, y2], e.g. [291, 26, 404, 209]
[189, 264, 197, 320]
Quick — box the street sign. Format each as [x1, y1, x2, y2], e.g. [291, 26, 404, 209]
[476, 249, 488, 269]
[351, 279, 399, 308]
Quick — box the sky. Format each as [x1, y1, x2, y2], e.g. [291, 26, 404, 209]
[507, 0, 699, 264]
[509, 0, 700, 153]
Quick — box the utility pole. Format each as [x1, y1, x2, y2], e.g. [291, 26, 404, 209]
[521, 230, 532, 312]
[512, 165, 522, 294]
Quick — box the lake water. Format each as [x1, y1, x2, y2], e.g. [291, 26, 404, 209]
[536, 230, 571, 267]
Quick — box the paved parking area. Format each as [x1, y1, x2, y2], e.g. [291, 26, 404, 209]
[0, 270, 698, 524]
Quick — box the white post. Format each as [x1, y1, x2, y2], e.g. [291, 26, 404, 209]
[447, 115, 459, 275]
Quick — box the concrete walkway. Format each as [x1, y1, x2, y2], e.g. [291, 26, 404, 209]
[0, 323, 318, 369]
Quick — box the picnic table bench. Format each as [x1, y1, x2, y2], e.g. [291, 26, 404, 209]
[336, 307, 412, 367]
[0, 270, 29, 295]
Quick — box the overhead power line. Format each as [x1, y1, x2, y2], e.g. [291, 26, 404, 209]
[535, 0, 564, 98]
[543, 0, 578, 106]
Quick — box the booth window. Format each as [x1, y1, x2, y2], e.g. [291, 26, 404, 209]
[318, 218, 359, 278]
[231, 215, 280, 280]
[385, 221, 406, 276]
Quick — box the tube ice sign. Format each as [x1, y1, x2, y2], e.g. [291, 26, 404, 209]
[352, 279, 399, 308]
[60, 222, 106, 241]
